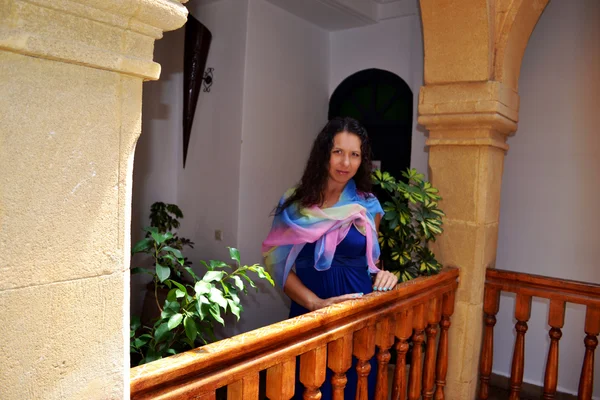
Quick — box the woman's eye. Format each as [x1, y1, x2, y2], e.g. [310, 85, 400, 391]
[352, 153, 360, 157]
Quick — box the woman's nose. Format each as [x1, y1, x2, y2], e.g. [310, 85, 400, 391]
[342, 155, 350, 166]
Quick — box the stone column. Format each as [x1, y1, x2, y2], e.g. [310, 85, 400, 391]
[0, 1, 187, 399]
[418, 1, 549, 398]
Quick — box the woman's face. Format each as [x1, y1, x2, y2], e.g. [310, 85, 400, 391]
[328, 131, 362, 186]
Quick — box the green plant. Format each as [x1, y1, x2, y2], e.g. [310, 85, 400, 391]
[130, 233, 273, 365]
[132, 202, 194, 283]
[130, 202, 274, 366]
[372, 168, 445, 282]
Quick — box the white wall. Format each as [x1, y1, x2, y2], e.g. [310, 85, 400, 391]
[234, 0, 331, 334]
[329, 15, 428, 177]
[494, 0, 600, 396]
[179, 0, 249, 264]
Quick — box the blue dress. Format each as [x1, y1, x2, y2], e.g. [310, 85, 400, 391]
[290, 225, 377, 399]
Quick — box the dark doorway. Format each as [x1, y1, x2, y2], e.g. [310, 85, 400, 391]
[329, 68, 413, 182]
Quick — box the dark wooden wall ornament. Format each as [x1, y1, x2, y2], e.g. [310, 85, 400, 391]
[183, 15, 212, 168]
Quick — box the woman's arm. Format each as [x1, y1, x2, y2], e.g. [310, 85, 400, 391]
[373, 212, 398, 290]
[284, 270, 362, 311]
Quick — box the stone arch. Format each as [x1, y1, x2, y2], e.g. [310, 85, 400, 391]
[494, 0, 551, 90]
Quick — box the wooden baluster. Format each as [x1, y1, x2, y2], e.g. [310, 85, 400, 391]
[408, 303, 427, 400]
[300, 346, 327, 400]
[509, 294, 532, 400]
[578, 306, 600, 400]
[479, 287, 500, 400]
[354, 325, 376, 400]
[392, 307, 414, 400]
[543, 299, 566, 399]
[328, 334, 353, 400]
[435, 290, 455, 400]
[375, 317, 395, 400]
[228, 373, 259, 400]
[422, 297, 442, 400]
[266, 358, 296, 400]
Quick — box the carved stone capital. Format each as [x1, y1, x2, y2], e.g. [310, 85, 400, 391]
[418, 81, 520, 150]
[0, 0, 189, 80]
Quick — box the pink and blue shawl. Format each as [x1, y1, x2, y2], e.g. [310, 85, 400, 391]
[262, 180, 383, 288]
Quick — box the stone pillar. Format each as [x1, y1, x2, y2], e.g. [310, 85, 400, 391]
[418, 1, 549, 398]
[0, 1, 187, 399]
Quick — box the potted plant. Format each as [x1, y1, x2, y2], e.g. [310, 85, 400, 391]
[371, 168, 445, 281]
[131, 202, 196, 325]
[130, 243, 273, 365]
[132, 202, 194, 282]
[130, 203, 274, 366]
[371, 168, 445, 366]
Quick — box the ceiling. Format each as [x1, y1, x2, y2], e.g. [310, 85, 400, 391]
[192, 0, 419, 31]
[264, 0, 419, 30]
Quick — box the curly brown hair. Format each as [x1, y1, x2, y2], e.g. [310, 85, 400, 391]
[277, 117, 373, 213]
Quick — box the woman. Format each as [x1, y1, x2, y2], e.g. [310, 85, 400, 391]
[262, 117, 398, 399]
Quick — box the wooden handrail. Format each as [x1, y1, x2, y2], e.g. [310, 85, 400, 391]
[131, 268, 459, 399]
[479, 268, 600, 400]
[485, 269, 600, 305]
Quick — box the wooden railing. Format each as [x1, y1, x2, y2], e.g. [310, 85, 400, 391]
[130, 268, 459, 399]
[479, 269, 600, 400]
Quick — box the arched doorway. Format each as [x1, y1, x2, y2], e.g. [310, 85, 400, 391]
[329, 68, 413, 181]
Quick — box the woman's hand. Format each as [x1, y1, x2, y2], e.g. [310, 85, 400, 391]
[372, 270, 398, 291]
[285, 271, 364, 312]
[313, 293, 363, 311]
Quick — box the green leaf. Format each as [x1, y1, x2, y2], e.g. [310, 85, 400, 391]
[209, 260, 230, 269]
[227, 299, 242, 320]
[220, 281, 230, 296]
[250, 265, 274, 286]
[163, 246, 184, 260]
[130, 315, 141, 332]
[202, 270, 225, 282]
[156, 263, 170, 283]
[230, 275, 244, 291]
[228, 247, 241, 264]
[133, 334, 152, 349]
[161, 300, 180, 319]
[228, 290, 240, 303]
[209, 303, 224, 325]
[209, 287, 228, 310]
[150, 230, 172, 245]
[184, 266, 199, 281]
[200, 260, 213, 271]
[184, 316, 197, 342]
[194, 280, 212, 295]
[196, 298, 208, 319]
[166, 288, 178, 302]
[239, 272, 257, 289]
[154, 322, 170, 342]
[132, 238, 153, 254]
[171, 280, 187, 293]
[167, 313, 183, 330]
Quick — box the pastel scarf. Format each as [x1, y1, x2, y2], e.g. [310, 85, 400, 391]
[262, 180, 383, 288]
